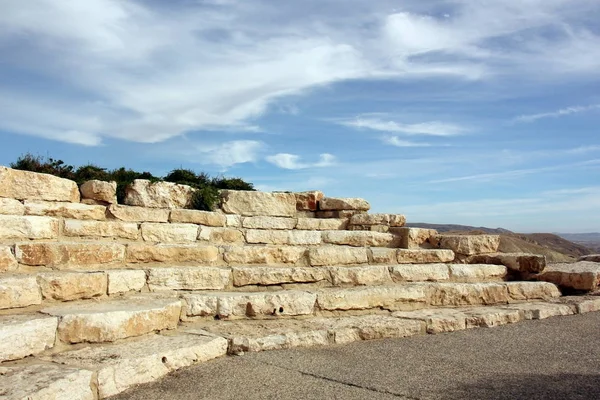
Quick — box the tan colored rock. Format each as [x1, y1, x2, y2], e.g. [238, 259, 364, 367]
[169, 209, 226, 226]
[370, 248, 398, 264]
[24, 200, 106, 220]
[37, 272, 107, 301]
[0, 197, 24, 215]
[232, 266, 328, 286]
[295, 191, 324, 211]
[126, 244, 220, 264]
[197, 227, 245, 244]
[536, 261, 600, 291]
[397, 249, 455, 264]
[0, 166, 80, 202]
[141, 222, 198, 243]
[220, 190, 296, 217]
[147, 267, 231, 291]
[225, 324, 330, 353]
[223, 246, 307, 265]
[0, 315, 58, 362]
[571, 297, 600, 313]
[392, 308, 467, 334]
[79, 180, 117, 204]
[107, 269, 147, 294]
[0, 246, 17, 272]
[0, 215, 59, 239]
[432, 234, 500, 256]
[309, 246, 369, 266]
[468, 252, 546, 273]
[506, 281, 561, 301]
[246, 229, 321, 245]
[316, 210, 366, 218]
[579, 254, 600, 262]
[16, 242, 125, 268]
[225, 214, 243, 227]
[317, 285, 427, 311]
[63, 219, 139, 240]
[0, 364, 94, 400]
[107, 204, 170, 222]
[427, 282, 509, 307]
[349, 213, 406, 227]
[347, 224, 390, 233]
[319, 197, 370, 211]
[448, 264, 507, 282]
[329, 265, 392, 286]
[124, 179, 194, 209]
[463, 307, 523, 328]
[322, 230, 398, 247]
[296, 217, 348, 230]
[395, 227, 437, 249]
[390, 264, 450, 282]
[42, 297, 182, 343]
[242, 216, 297, 230]
[0, 275, 42, 309]
[504, 302, 574, 320]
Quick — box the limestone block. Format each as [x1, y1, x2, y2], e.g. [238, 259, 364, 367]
[107, 270, 147, 294]
[242, 216, 297, 230]
[506, 281, 561, 301]
[107, 204, 170, 222]
[349, 213, 406, 227]
[315, 210, 366, 218]
[220, 190, 296, 217]
[397, 249, 455, 264]
[330, 315, 425, 342]
[328, 265, 392, 286]
[390, 264, 450, 282]
[225, 214, 243, 227]
[536, 261, 600, 291]
[169, 209, 226, 226]
[0, 166, 80, 202]
[246, 229, 321, 245]
[319, 197, 370, 211]
[37, 272, 107, 301]
[63, 219, 139, 240]
[147, 267, 231, 291]
[395, 227, 437, 249]
[223, 246, 307, 265]
[392, 309, 467, 334]
[16, 242, 125, 268]
[322, 230, 398, 247]
[370, 248, 398, 264]
[579, 254, 600, 262]
[0, 364, 94, 400]
[432, 234, 500, 256]
[504, 302, 574, 320]
[295, 191, 324, 211]
[126, 244, 220, 264]
[79, 180, 117, 204]
[229, 328, 330, 353]
[296, 217, 348, 230]
[24, 200, 106, 220]
[317, 285, 427, 311]
[0, 246, 17, 272]
[0, 197, 25, 215]
[572, 297, 600, 313]
[427, 282, 509, 307]
[347, 224, 390, 233]
[468, 252, 546, 273]
[0, 275, 42, 309]
[124, 179, 194, 209]
[463, 307, 523, 328]
[42, 298, 182, 343]
[0, 315, 58, 362]
[308, 246, 369, 266]
[198, 227, 245, 244]
[448, 264, 507, 282]
[232, 266, 328, 286]
[0, 215, 59, 239]
[141, 222, 198, 243]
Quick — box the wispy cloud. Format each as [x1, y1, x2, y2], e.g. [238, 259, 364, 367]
[382, 136, 432, 147]
[514, 104, 600, 123]
[340, 117, 465, 136]
[193, 140, 265, 169]
[266, 153, 336, 170]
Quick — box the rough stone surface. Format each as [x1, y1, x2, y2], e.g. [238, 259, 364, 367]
[0, 364, 95, 400]
[506, 281, 561, 301]
[347, 224, 391, 233]
[224, 246, 307, 265]
[79, 180, 117, 204]
[63, 219, 139, 240]
[579, 254, 600, 262]
[390, 264, 450, 282]
[107, 204, 170, 222]
[570, 297, 600, 313]
[315, 210, 366, 219]
[395, 227, 437, 249]
[317, 285, 427, 311]
[0, 166, 80, 202]
[42, 297, 182, 343]
[319, 197, 370, 211]
[246, 229, 321, 245]
[242, 216, 297, 230]
[536, 261, 600, 291]
[295, 191, 324, 211]
[448, 264, 507, 282]
[37, 272, 107, 301]
[0, 315, 58, 362]
[504, 302, 575, 320]
[370, 248, 399, 264]
[295, 218, 348, 230]
[427, 282, 509, 307]
[432, 234, 500, 256]
[393, 308, 468, 334]
[107, 270, 147, 294]
[16, 242, 125, 268]
[309, 246, 369, 266]
[328, 265, 392, 286]
[0, 197, 25, 215]
[198, 227, 245, 244]
[397, 249, 455, 264]
[322, 230, 398, 247]
[0, 215, 59, 239]
[24, 200, 106, 220]
[232, 266, 328, 286]
[0, 275, 42, 309]
[225, 214, 242, 228]
[141, 222, 198, 243]
[0, 246, 17, 272]
[468, 252, 546, 273]
[126, 244, 220, 264]
[147, 267, 231, 291]
[169, 209, 226, 226]
[124, 179, 195, 209]
[349, 213, 406, 227]
[461, 307, 523, 328]
[220, 190, 296, 217]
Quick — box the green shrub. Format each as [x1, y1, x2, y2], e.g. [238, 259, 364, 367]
[190, 186, 220, 211]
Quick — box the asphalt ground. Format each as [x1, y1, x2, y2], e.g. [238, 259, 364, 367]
[113, 312, 600, 400]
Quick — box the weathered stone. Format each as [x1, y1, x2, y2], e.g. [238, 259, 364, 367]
[51, 334, 227, 398]
[225, 214, 242, 227]
[370, 248, 398, 264]
[16, 242, 125, 268]
[328, 265, 392, 286]
[107, 269, 147, 294]
[309, 246, 369, 266]
[295, 191, 324, 211]
[124, 179, 194, 209]
[427, 282, 509, 307]
[0, 315, 58, 362]
[0, 166, 80, 202]
[390, 264, 450, 282]
[126, 244, 220, 264]
[42, 297, 182, 343]
[395, 227, 437, 249]
[506, 281, 561, 301]
[570, 297, 600, 313]
[319, 197, 370, 211]
[536, 261, 600, 291]
[504, 302, 574, 320]
[392, 308, 467, 334]
[397, 249, 455, 264]
[317, 285, 427, 311]
[141, 222, 198, 243]
[63, 219, 139, 240]
[448, 264, 507, 282]
[296, 217, 348, 230]
[468, 252, 546, 273]
[169, 209, 226, 226]
[297, 211, 316, 218]
[147, 267, 231, 291]
[246, 229, 321, 245]
[347, 224, 390, 233]
[0, 246, 17, 272]
[315, 210, 366, 218]
[242, 216, 297, 230]
[220, 190, 296, 217]
[232, 266, 328, 286]
[463, 307, 523, 328]
[0, 275, 42, 309]
[432, 234, 500, 256]
[37, 272, 107, 301]
[328, 315, 424, 342]
[349, 213, 406, 227]
[223, 246, 307, 265]
[579, 254, 600, 262]
[0, 215, 59, 239]
[79, 180, 117, 204]
[107, 204, 170, 222]
[322, 230, 398, 247]
[0, 364, 94, 400]
[197, 227, 245, 244]
[0, 197, 24, 215]
[24, 200, 106, 220]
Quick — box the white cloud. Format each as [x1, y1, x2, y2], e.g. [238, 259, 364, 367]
[266, 153, 336, 170]
[514, 104, 600, 123]
[196, 140, 265, 169]
[340, 117, 464, 136]
[382, 136, 432, 147]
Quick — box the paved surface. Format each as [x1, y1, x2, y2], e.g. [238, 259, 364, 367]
[113, 312, 600, 400]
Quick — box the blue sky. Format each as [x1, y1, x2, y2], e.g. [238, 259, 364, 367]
[1, 0, 599, 233]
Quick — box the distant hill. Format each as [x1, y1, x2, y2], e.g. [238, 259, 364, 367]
[556, 233, 600, 253]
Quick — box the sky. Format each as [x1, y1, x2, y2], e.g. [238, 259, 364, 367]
[0, 0, 599, 233]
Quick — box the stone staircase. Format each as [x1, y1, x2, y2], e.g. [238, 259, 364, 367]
[1, 166, 598, 399]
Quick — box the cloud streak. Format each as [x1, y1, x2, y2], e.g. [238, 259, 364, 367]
[266, 153, 336, 170]
[340, 117, 464, 136]
[514, 104, 600, 123]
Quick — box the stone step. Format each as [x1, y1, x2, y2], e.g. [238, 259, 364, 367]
[534, 261, 600, 292]
[431, 234, 500, 256]
[0, 314, 58, 362]
[466, 252, 546, 274]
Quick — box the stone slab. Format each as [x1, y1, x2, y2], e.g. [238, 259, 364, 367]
[124, 180, 194, 209]
[0, 275, 42, 309]
[397, 249, 455, 264]
[232, 266, 329, 286]
[322, 230, 398, 247]
[79, 179, 117, 204]
[126, 244, 220, 264]
[246, 229, 321, 245]
[0, 245, 17, 272]
[0, 315, 58, 362]
[16, 242, 125, 268]
[107, 269, 147, 294]
[0, 197, 25, 215]
[503, 302, 575, 320]
[107, 204, 170, 222]
[468, 252, 546, 273]
[63, 219, 139, 240]
[349, 213, 406, 227]
[390, 264, 450, 282]
[223, 246, 307, 265]
[308, 246, 369, 266]
[0, 215, 59, 239]
[141, 222, 198, 243]
[328, 265, 392, 286]
[242, 216, 297, 230]
[295, 218, 348, 230]
[0, 166, 80, 202]
[197, 227, 245, 244]
[37, 271, 107, 301]
[220, 190, 296, 217]
[317, 285, 427, 311]
[147, 267, 231, 291]
[169, 209, 226, 226]
[432, 234, 500, 256]
[394, 227, 437, 249]
[536, 261, 600, 291]
[319, 197, 370, 211]
[24, 200, 106, 220]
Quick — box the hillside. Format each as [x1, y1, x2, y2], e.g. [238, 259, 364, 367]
[557, 233, 600, 253]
